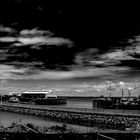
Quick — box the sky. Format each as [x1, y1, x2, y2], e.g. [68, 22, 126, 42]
[0, 0, 140, 96]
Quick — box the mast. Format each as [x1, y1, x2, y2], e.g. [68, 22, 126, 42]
[106, 79, 112, 97]
[109, 79, 112, 97]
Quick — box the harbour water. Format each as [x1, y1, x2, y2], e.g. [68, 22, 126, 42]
[0, 111, 96, 132]
[0, 98, 94, 132]
[64, 98, 93, 109]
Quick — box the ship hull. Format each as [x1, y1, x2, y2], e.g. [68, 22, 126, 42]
[31, 98, 67, 105]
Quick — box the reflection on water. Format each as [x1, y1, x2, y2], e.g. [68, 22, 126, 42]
[0, 111, 54, 127]
[66, 98, 93, 108]
[30, 98, 93, 109]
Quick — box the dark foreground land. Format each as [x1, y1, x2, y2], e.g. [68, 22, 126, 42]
[1, 132, 140, 140]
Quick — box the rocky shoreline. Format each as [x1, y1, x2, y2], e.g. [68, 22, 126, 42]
[0, 104, 140, 132]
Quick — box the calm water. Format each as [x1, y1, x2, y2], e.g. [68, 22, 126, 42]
[65, 98, 93, 108]
[0, 98, 94, 132]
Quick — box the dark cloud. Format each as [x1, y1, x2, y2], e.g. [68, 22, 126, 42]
[118, 60, 140, 69]
[0, 0, 140, 81]
[0, 28, 75, 71]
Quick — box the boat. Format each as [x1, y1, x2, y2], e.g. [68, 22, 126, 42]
[19, 90, 67, 105]
[8, 97, 19, 103]
[92, 80, 140, 109]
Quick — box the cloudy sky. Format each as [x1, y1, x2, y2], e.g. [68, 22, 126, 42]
[0, 0, 140, 95]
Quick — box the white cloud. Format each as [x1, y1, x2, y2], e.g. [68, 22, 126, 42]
[75, 48, 136, 68]
[18, 29, 73, 46]
[0, 65, 27, 79]
[18, 36, 72, 46]
[0, 37, 16, 42]
[101, 49, 135, 61]
[0, 28, 73, 46]
[0, 25, 16, 33]
[127, 36, 140, 55]
[89, 60, 105, 65]
[134, 35, 140, 42]
[0, 64, 130, 80]
[134, 46, 140, 54]
[20, 28, 53, 36]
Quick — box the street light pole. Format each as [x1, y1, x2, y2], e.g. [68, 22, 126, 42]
[109, 81, 112, 97]
[106, 79, 112, 97]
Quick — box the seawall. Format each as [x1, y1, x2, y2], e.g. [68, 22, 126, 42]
[0, 103, 140, 131]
